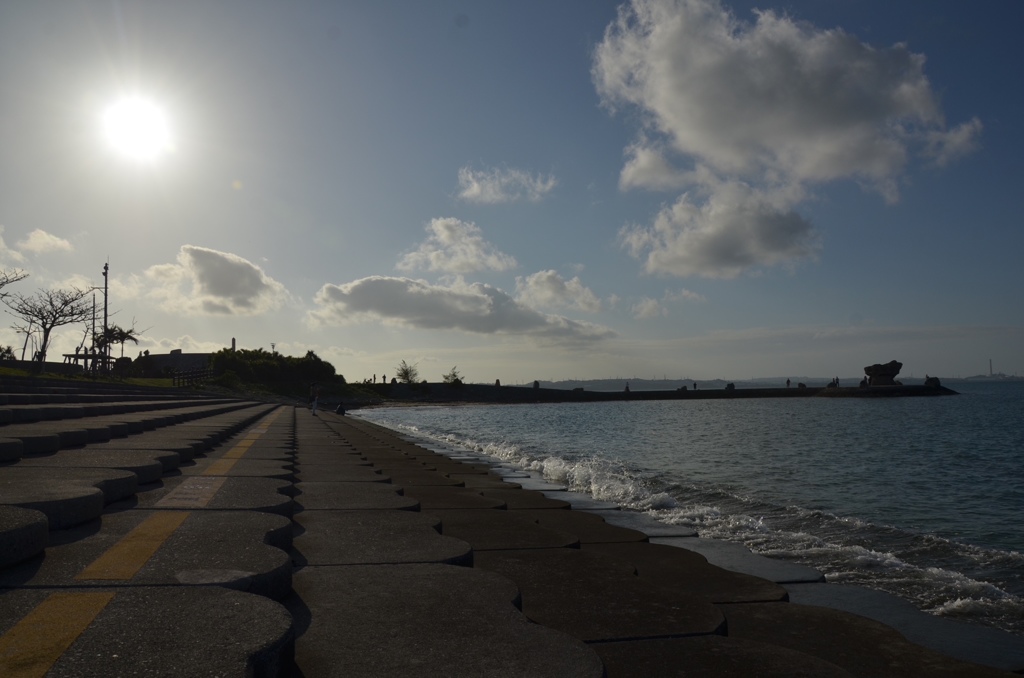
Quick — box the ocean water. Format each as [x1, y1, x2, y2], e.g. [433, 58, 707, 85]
[356, 381, 1024, 636]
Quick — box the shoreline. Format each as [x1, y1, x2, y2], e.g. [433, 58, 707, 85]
[361, 413, 1024, 672]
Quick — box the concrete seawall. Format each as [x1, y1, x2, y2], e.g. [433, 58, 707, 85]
[2, 379, 1017, 677]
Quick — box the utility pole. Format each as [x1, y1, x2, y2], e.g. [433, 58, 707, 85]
[102, 262, 109, 373]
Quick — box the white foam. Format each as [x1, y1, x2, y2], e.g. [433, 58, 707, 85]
[928, 595, 1024, 619]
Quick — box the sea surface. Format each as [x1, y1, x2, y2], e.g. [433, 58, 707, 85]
[357, 381, 1024, 636]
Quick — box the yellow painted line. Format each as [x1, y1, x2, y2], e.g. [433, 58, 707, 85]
[222, 440, 254, 459]
[154, 477, 227, 508]
[76, 512, 189, 581]
[203, 458, 239, 475]
[202, 408, 283, 472]
[0, 591, 114, 678]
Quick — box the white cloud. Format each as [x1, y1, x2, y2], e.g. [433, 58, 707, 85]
[926, 118, 984, 167]
[594, 0, 980, 189]
[456, 166, 557, 203]
[667, 288, 706, 303]
[632, 297, 664, 319]
[633, 287, 706, 319]
[53, 273, 94, 291]
[515, 270, 602, 313]
[619, 143, 693, 191]
[621, 178, 820, 278]
[16, 229, 72, 255]
[142, 245, 290, 315]
[309, 275, 615, 344]
[595, 0, 980, 277]
[0, 226, 26, 264]
[109, 272, 146, 301]
[397, 218, 517, 273]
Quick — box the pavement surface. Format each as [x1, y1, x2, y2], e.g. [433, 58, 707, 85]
[1, 379, 1022, 676]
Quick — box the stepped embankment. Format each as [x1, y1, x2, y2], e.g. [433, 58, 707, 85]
[2, 377, 1017, 677]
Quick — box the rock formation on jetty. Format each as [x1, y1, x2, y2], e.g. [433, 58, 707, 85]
[864, 360, 902, 386]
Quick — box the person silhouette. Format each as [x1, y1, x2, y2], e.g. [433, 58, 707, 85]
[310, 383, 320, 415]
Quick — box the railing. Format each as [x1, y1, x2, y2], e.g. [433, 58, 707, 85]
[173, 368, 213, 387]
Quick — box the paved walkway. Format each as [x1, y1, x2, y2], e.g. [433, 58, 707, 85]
[1, 381, 1022, 676]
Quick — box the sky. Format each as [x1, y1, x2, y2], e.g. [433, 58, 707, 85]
[1, 0, 1022, 384]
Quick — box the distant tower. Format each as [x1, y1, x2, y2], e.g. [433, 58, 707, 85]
[990, 359, 993, 377]
[232, 337, 236, 352]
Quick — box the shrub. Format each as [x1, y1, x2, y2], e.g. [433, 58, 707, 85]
[442, 366, 463, 387]
[396, 360, 419, 384]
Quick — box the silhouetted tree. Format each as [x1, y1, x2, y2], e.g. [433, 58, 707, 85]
[208, 347, 341, 386]
[95, 323, 142, 357]
[442, 366, 463, 386]
[0, 268, 27, 295]
[3, 287, 91, 368]
[396, 360, 419, 384]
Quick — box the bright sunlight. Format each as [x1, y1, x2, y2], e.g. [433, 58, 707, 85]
[101, 96, 173, 163]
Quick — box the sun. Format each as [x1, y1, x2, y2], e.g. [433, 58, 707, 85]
[102, 96, 173, 162]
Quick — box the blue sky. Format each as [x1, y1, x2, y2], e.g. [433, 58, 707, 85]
[1, 0, 1021, 383]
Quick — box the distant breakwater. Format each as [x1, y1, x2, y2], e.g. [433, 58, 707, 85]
[354, 383, 958, 407]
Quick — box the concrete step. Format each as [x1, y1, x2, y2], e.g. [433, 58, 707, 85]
[108, 475, 294, 516]
[432, 508, 581, 551]
[476, 488, 573, 510]
[287, 564, 604, 677]
[0, 506, 48, 568]
[515, 507, 649, 541]
[293, 480, 419, 511]
[0, 587, 293, 677]
[14, 448, 178, 483]
[474, 547, 726, 642]
[293, 510, 472, 567]
[402, 484, 509, 510]
[583, 541, 790, 604]
[720, 600, 1012, 677]
[0, 467, 137, 528]
[0, 509, 293, 600]
[594, 635, 855, 676]
[0, 401, 272, 461]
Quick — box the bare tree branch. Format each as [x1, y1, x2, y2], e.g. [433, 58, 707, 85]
[3, 287, 91, 368]
[0, 268, 28, 296]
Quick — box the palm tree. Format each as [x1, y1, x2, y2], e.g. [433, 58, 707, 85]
[95, 324, 141, 357]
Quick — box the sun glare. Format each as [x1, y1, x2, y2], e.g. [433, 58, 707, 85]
[102, 96, 173, 163]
